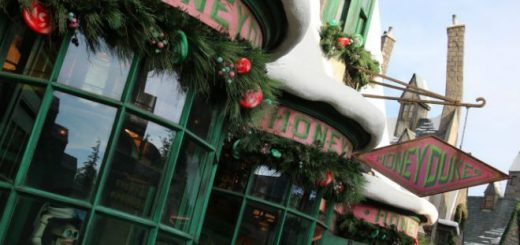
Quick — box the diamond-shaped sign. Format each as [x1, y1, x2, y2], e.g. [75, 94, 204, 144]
[355, 136, 509, 196]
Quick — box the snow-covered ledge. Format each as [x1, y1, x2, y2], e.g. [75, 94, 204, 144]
[269, 0, 311, 59]
[363, 174, 439, 225]
[267, 0, 385, 150]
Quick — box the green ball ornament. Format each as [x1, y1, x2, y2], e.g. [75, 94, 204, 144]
[216, 57, 224, 63]
[328, 19, 338, 26]
[270, 149, 282, 158]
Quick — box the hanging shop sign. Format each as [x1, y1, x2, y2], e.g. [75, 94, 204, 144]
[356, 136, 509, 196]
[351, 204, 420, 238]
[161, 0, 263, 47]
[255, 105, 353, 156]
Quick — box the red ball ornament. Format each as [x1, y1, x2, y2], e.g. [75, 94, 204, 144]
[22, 2, 52, 35]
[337, 37, 350, 48]
[239, 89, 263, 109]
[235, 57, 252, 74]
[318, 170, 334, 187]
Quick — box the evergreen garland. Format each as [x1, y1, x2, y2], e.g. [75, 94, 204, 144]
[319, 22, 380, 90]
[227, 124, 366, 204]
[3, 0, 280, 123]
[337, 213, 415, 245]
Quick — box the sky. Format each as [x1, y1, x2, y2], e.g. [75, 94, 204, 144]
[378, 1, 520, 196]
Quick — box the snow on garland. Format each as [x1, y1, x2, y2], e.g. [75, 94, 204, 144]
[226, 124, 366, 204]
[319, 21, 380, 90]
[4, 0, 280, 123]
[337, 213, 416, 245]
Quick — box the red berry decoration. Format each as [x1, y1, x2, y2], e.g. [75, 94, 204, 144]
[235, 57, 252, 74]
[337, 37, 350, 48]
[318, 170, 334, 187]
[22, 2, 52, 35]
[239, 89, 263, 109]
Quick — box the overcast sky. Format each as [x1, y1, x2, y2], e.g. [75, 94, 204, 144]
[378, 1, 520, 196]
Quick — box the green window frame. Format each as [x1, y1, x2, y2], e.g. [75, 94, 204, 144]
[0, 15, 226, 245]
[201, 159, 334, 245]
[320, 0, 375, 42]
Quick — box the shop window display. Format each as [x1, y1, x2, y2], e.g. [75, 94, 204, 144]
[200, 192, 242, 245]
[3, 196, 87, 245]
[162, 138, 210, 232]
[250, 166, 290, 204]
[280, 214, 313, 245]
[102, 115, 175, 217]
[237, 203, 281, 245]
[89, 215, 148, 245]
[25, 92, 116, 200]
[0, 83, 44, 181]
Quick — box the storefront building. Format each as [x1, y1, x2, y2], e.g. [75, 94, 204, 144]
[0, 0, 437, 244]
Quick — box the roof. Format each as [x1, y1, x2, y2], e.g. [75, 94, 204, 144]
[400, 74, 431, 103]
[508, 151, 520, 172]
[415, 118, 437, 137]
[464, 197, 516, 244]
[267, 0, 385, 150]
[363, 174, 438, 224]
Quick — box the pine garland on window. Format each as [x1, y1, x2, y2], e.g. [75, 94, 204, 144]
[336, 213, 415, 245]
[319, 22, 380, 90]
[226, 124, 366, 204]
[4, 0, 280, 123]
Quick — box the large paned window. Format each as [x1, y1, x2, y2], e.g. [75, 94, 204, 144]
[200, 152, 327, 245]
[320, 0, 375, 42]
[0, 15, 224, 245]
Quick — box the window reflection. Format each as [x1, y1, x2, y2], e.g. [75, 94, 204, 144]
[250, 165, 290, 204]
[0, 82, 44, 181]
[102, 115, 175, 217]
[289, 185, 319, 215]
[132, 63, 187, 123]
[3, 196, 87, 245]
[57, 34, 131, 100]
[90, 215, 148, 245]
[237, 204, 280, 245]
[26, 92, 116, 199]
[162, 138, 209, 231]
[1, 19, 59, 79]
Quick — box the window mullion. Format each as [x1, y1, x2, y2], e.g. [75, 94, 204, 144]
[229, 167, 256, 244]
[146, 129, 186, 244]
[0, 83, 54, 243]
[13, 83, 54, 185]
[80, 106, 127, 245]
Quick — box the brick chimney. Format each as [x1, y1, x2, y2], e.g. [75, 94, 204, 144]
[380, 26, 395, 75]
[438, 15, 465, 143]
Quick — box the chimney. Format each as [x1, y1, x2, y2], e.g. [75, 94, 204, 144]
[380, 26, 395, 75]
[438, 15, 465, 143]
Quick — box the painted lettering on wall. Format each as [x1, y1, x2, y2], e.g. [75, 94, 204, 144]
[352, 204, 420, 238]
[161, 0, 263, 46]
[255, 105, 353, 157]
[356, 136, 509, 196]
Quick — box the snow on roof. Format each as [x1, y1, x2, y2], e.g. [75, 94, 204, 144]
[269, 0, 311, 60]
[363, 174, 439, 225]
[267, 0, 385, 150]
[509, 151, 520, 172]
